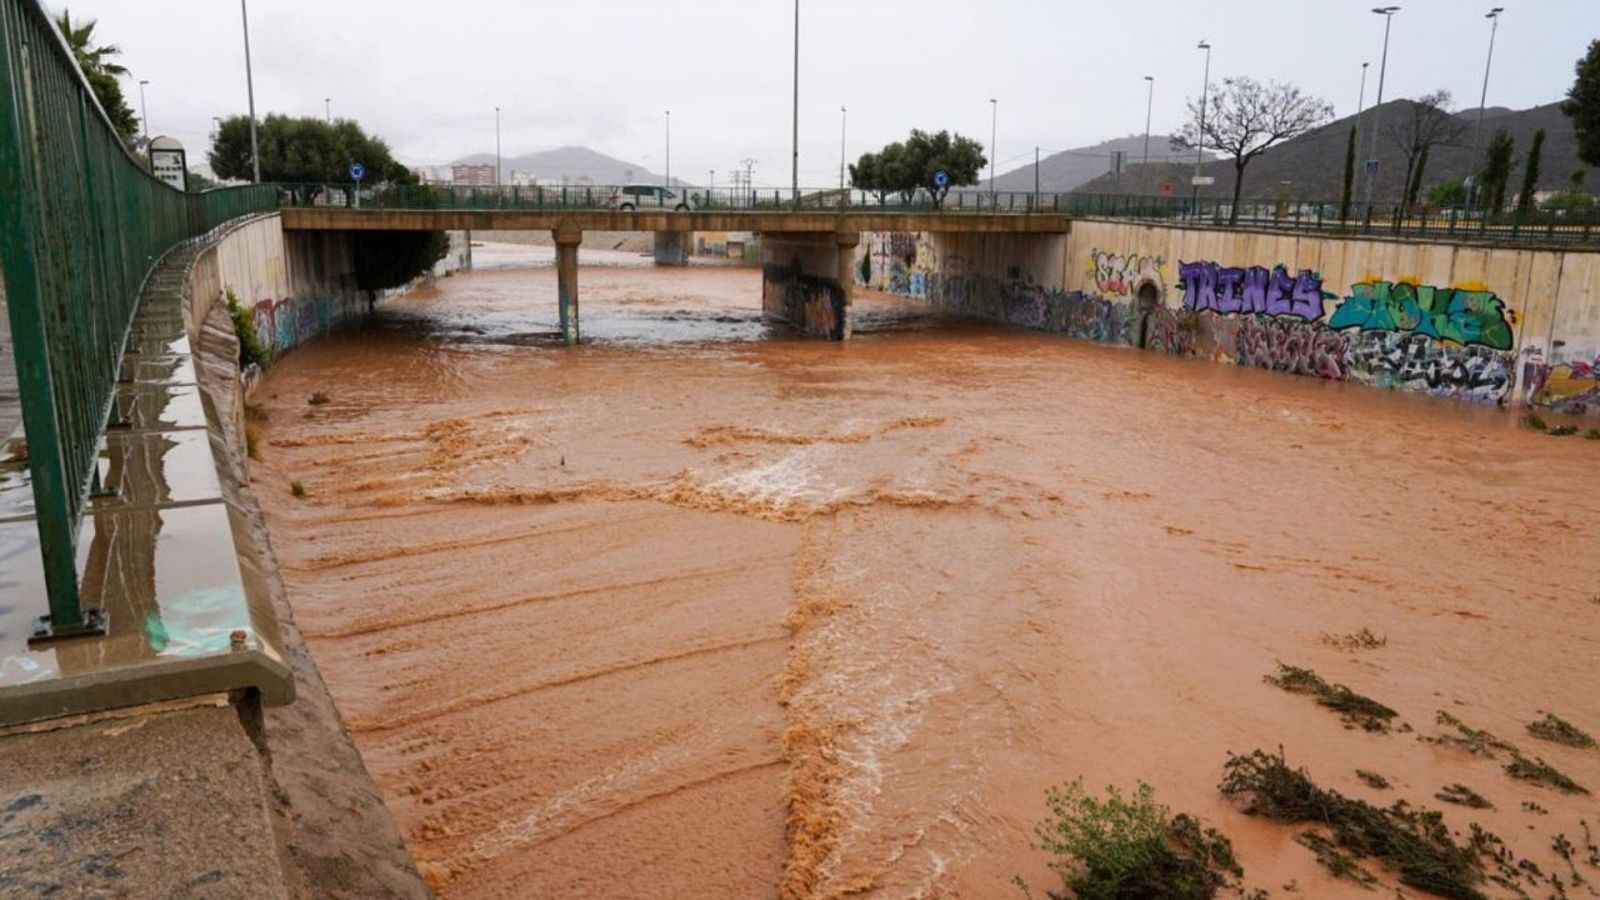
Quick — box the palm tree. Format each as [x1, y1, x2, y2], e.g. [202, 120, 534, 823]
[54, 10, 128, 78]
[51, 9, 140, 142]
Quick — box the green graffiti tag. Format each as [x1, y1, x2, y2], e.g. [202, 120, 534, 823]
[1327, 281, 1514, 350]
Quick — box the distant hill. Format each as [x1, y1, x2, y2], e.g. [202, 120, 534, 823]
[1073, 101, 1599, 203]
[992, 134, 1211, 193]
[449, 145, 666, 185]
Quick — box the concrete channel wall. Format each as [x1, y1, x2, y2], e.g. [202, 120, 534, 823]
[856, 221, 1600, 416]
[188, 215, 364, 359]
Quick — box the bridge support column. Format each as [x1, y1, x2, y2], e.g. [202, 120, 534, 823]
[760, 229, 858, 340]
[653, 230, 689, 266]
[555, 222, 581, 345]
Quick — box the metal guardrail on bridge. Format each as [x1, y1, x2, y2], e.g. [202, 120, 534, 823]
[280, 182, 1600, 245]
[0, 0, 278, 640]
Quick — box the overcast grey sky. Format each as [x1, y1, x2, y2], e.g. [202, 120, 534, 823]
[64, 0, 1599, 185]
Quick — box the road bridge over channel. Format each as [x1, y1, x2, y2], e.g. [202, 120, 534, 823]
[281, 207, 1075, 342]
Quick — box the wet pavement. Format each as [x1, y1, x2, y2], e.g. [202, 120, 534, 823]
[0, 250, 291, 725]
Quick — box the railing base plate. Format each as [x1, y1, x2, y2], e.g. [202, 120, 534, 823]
[28, 608, 109, 645]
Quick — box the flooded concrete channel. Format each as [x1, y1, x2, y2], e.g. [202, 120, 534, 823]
[249, 245, 1600, 898]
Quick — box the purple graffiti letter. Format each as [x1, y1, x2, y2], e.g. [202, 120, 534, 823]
[1291, 270, 1325, 321]
[1216, 267, 1246, 314]
[1240, 266, 1270, 314]
[1179, 261, 1218, 313]
[1264, 266, 1296, 317]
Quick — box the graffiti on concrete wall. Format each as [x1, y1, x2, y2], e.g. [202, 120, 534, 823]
[1178, 261, 1330, 320]
[1232, 317, 1350, 379]
[1344, 332, 1514, 402]
[247, 292, 365, 357]
[1328, 280, 1515, 350]
[763, 262, 847, 341]
[859, 232, 938, 298]
[1088, 249, 1166, 298]
[1531, 357, 1600, 415]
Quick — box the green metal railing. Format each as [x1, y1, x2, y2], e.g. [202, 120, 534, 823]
[282, 181, 1600, 244]
[0, 0, 277, 639]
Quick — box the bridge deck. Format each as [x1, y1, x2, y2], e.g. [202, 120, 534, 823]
[279, 208, 1075, 234]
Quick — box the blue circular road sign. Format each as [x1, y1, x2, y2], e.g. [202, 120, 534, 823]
[350, 162, 366, 182]
[933, 170, 950, 188]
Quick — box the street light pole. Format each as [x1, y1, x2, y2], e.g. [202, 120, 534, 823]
[665, 110, 671, 188]
[1354, 62, 1369, 148]
[137, 79, 150, 145]
[839, 105, 847, 193]
[495, 106, 501, 186]
[325, 97, 331, 123]
[989, 98, 997, 205]
[240, 0, 259, 183]
[1363, 6, 1401, 208]
[1142, 75, 1154, 172]
[791, 0, 799, 205]
[1469, 7, 1504, 209]
[1192, 41, 1210, 211]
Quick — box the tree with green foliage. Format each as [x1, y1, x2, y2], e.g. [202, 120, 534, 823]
[1481, 128, 1516, 214]
[1517, 128, 1545, 213]
[1173, 76, 1333, 224]
[1339, 126, 1357, 220]
[1544, 169, 1596, 214]
[185, 169, 218, 192]
[1562, 39, 1600, 167]
[1427, 175, 1467, 207]
[849, 130, 985, 208]
[53, 9, 139, 142]
[209, 114, 416, 189]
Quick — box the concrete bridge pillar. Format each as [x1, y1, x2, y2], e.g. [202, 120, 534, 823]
[554, 221, 582, 345]
[760, 229, 859, 340]
[653, 230, 689, 266]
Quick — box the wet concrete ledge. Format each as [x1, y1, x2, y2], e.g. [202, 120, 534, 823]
[0, 217, 429, 897]
[0, 233, 294, 727]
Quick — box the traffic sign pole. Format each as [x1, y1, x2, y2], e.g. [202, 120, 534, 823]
[351, 162, 366, 209]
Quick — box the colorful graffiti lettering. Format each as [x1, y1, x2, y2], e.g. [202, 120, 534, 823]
[1177, 261, 1328, 320]
[1328, 281, 1514, 350]
[1089, 249, 1165, 298]
[1532, 357, 1600, 415]
[1343, 332, 1513, 403]
[1233, 317, 1349, 379]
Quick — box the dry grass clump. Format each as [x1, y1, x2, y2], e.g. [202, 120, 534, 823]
[1319, 627, 1387, 651]
[1526, 713, 1595, 750]
[1220, 748, 1488, 899]
[1355, 769, 1391, 790]
[1435, 784, 1493, 809]
[1265, 664, 1397, 732]
[1429, 711, 1516, 758]
[1504, 753, 1590, 795]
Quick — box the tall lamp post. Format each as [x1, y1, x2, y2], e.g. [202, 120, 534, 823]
[1469, 7, 1504, 210]
[1141, 75, 1154, 171]
[494, 106, 502, 186]
[989, 98, 997, 206]
[1192, 41, 1211, 212]
[1354, 62, 1369, 149]
[325, 97, 332, 123]
[240, 0, 259, 183]
[790, 0, 799, 205]
[137, 79, 150, 144]
[665, 110, 671, 188]
[1363, 6, 1401, 208]
[838, 105, 847, 193]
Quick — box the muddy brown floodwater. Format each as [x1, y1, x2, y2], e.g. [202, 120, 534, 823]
[252, 248, 1600, 899]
